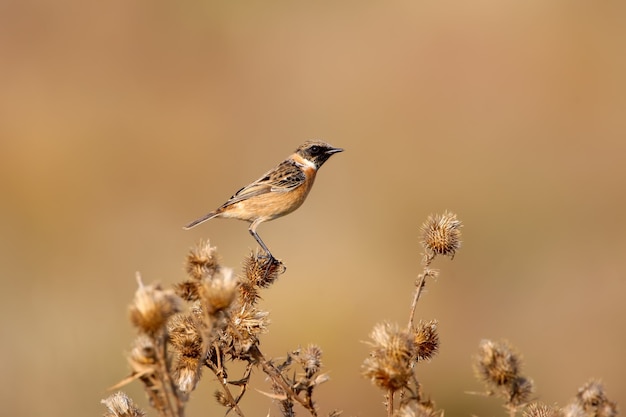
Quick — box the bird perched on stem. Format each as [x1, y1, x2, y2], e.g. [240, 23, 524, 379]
[184, 140, 343, 262]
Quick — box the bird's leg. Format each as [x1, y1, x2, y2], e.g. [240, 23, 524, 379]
[248, 221, 284, 280]
[248, 221, 274, 260]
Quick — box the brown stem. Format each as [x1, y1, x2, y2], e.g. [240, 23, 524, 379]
[407, 273, 427, 331]
[508, 405, 517, 417]
[154, 333, 184, 417]
[214, 373, 246, 417]
[407, 252, 435, 330]
[249, 345, 318, 417]
[387, 389, 394, 417]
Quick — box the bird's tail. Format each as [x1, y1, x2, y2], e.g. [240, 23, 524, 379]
[183, 211, 218, 230]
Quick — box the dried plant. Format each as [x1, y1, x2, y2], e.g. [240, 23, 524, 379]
[473, 339, 535, 416]
[102, 212, 618, 417]
[105, 240, 331, 417]
[102, 391, 146, 417]
[562, 380, 618, 417]
[523, 403, 562, 417]
[362, 211, 463, 417]
[471, 341, 618, 417]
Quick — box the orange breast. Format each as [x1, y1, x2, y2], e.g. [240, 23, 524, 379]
[220, 168, 316, 222]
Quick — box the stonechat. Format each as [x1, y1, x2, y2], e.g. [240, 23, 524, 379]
[184, 140, 343, 261]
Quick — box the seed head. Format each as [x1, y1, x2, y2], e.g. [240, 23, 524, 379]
[395, 404, 442, 417]
[243, 252, 285, 288]
[200, 267, 238, 314]
[129, 334, 157, 368]
[474, 339, 534, 408]
[362, 322, 415, 392]
[570, 380, 618, 417]
[475, 339, 521, 387]
[413, 320, 439, 362]
[186, 239, 220, 281]
[129, 275, 182, 335]
[174, 280, 200, 302]
[101, 392, 145, 417]
[229, 304, 270, 355]
[296, 345, 323, 378]
[174, 355, 201, 393]
[168, 314, 203, 358]
[524, 403, 562, 417]
[420, 211, 462, 260]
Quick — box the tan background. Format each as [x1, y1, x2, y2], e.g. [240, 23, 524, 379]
[1, 1, 625, 416]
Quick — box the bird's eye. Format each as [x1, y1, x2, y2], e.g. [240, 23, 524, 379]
[310, 145, 320, 154]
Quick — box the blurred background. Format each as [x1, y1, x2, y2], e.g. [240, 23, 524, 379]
[1, 1, 625, 416]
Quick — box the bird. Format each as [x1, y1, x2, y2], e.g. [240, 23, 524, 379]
[183, 140, 344, 261]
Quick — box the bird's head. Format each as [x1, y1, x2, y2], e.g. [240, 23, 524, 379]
[296, 140, 344, 169]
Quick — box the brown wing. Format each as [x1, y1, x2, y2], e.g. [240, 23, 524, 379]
[220, 159, 306, 207]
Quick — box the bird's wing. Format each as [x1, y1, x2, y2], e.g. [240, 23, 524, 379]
[222, 159, 306, 206]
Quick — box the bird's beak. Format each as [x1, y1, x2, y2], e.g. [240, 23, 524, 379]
[327, 147, 344, 154]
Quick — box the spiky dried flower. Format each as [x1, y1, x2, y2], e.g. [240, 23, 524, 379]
[101, 391, 146, 417]
[173, 355, 201, 393]
[238, 280, 259, 306]
[167, 313, 204, 393]
[363, 322, 415, 392]
[243, 252, 285, 288]
[129, 334, 157, 367]
[474, 339, 534, 408]
[524, 403, 562, 417]
[214, 390, 232, 407]
[420, 211, 462, 259]
[201, 266, 238, 314]
[394, 404, 442, 417]
[174, 280, 200, 301]
[186, 239, 220, 281]
[295, 345, 323, 378]
[168, 314, 203, 357]
[577, 380, 607, 408]
[569, 380, 618, 417]
[413, 320, 439, 362]
[228, 303, 270, 355]
[475, 339, 521, 387]
[510, 376, 535, 407]
[129, 275, 182, 335]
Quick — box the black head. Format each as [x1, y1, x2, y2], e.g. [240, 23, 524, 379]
[295, 140, 344, 169]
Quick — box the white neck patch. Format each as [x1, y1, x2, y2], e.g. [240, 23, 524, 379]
[294, 154, 317, 170]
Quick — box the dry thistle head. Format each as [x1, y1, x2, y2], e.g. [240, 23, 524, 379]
[563, 380, 618, 417]
[228, 303, 270, 355]
[413, 320, 439, 362]
[168, 314, 203, 356]
[174, 280, 201, 302]
[129, 334, 157, 368]
[129, 275, 182, 335]
[394, 403, 442, 417]
[200, 266, 238, 314]
[186, 239, 220, 280]
[474, 339, 534, 408]
[214, 390, 233, 408]
[174, 355, 202, 394]
[237, 253, 285, 306]
[420, 211, 462, 260]
[243, 252, 285, 288]
[294, 344, 323, 378]
[524, 403, 562, 417]
[475, 339, 521, 387]
[362, 322, 415, 392]
[167, 313, 204, 393]
[101, 391, 146, 417]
